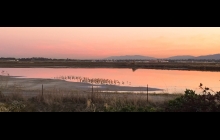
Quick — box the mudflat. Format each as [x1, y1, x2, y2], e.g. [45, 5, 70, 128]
[1, 76, 162, 95]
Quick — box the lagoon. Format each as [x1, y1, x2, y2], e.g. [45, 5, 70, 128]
[1, 68, 220, 94]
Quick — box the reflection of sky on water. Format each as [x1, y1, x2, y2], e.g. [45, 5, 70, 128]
[1, 68, 220, 94]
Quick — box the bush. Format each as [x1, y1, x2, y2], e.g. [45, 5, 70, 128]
[104, 104, 161, 112]
[165, 84, 220, 112]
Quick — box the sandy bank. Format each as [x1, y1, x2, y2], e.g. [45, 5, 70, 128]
[2, 76, 162, 92]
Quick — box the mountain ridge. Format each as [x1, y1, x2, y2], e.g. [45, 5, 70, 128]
[165, 55, 195, 60]
[103, 54, 220, 60]
[103, 55, 156, 60]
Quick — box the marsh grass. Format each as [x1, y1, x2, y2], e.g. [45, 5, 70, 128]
[0, 87, 181, 112]
[0, 71, 182, 112]
[0, 71, 10, 90]
[1, 61, 220, 72]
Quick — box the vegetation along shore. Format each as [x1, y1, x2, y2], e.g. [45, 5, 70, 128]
[1, 60, 220, 72]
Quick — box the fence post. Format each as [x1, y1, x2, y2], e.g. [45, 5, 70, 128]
[147, 84, 148, 103]
[42, 84, 43, 97]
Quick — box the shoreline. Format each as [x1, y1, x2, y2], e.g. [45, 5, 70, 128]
[1, 61, 220, 72]
[1, 76, 163, 95]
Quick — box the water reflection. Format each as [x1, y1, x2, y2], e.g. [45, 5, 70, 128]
[132, 67, 138, 72]
[53, 75, 128, 86]
[1, 68, 220, 94]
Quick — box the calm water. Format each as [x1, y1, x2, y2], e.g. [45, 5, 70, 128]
[1, 68, 220, 94]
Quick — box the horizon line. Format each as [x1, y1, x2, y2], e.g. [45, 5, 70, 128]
[1, 53, 220, 60]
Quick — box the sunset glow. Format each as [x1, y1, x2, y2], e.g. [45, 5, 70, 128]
[3, 68, 220, 93]
[1, 27, 220, 59]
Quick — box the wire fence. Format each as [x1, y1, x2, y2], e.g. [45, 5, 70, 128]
[136, 85, 220, 94]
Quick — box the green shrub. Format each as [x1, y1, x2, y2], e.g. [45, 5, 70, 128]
[104, 104, 161, 112]
[166, 84, 220, 112]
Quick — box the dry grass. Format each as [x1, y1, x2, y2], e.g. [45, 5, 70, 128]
[0, 88, 181, 112]
[0, 71, 181, 112]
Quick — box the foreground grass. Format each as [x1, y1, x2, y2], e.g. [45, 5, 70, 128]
[0, 90, 181, 112]
[3, 87, 219, 112]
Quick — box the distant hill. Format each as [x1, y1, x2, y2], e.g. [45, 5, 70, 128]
[164, 54, 220, 60]
[103, 53, 220, 60]
[194, 54, 220, 60]
[104, 55, 156, 60]
[165, 55, 195, 60]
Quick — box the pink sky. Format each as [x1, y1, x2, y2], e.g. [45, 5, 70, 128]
[0, 27, 220, 59]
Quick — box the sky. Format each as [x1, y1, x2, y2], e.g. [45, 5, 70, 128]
[0, 27, 220, 59]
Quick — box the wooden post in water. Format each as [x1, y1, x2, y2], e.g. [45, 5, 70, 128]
[147, 84, 148, 103]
